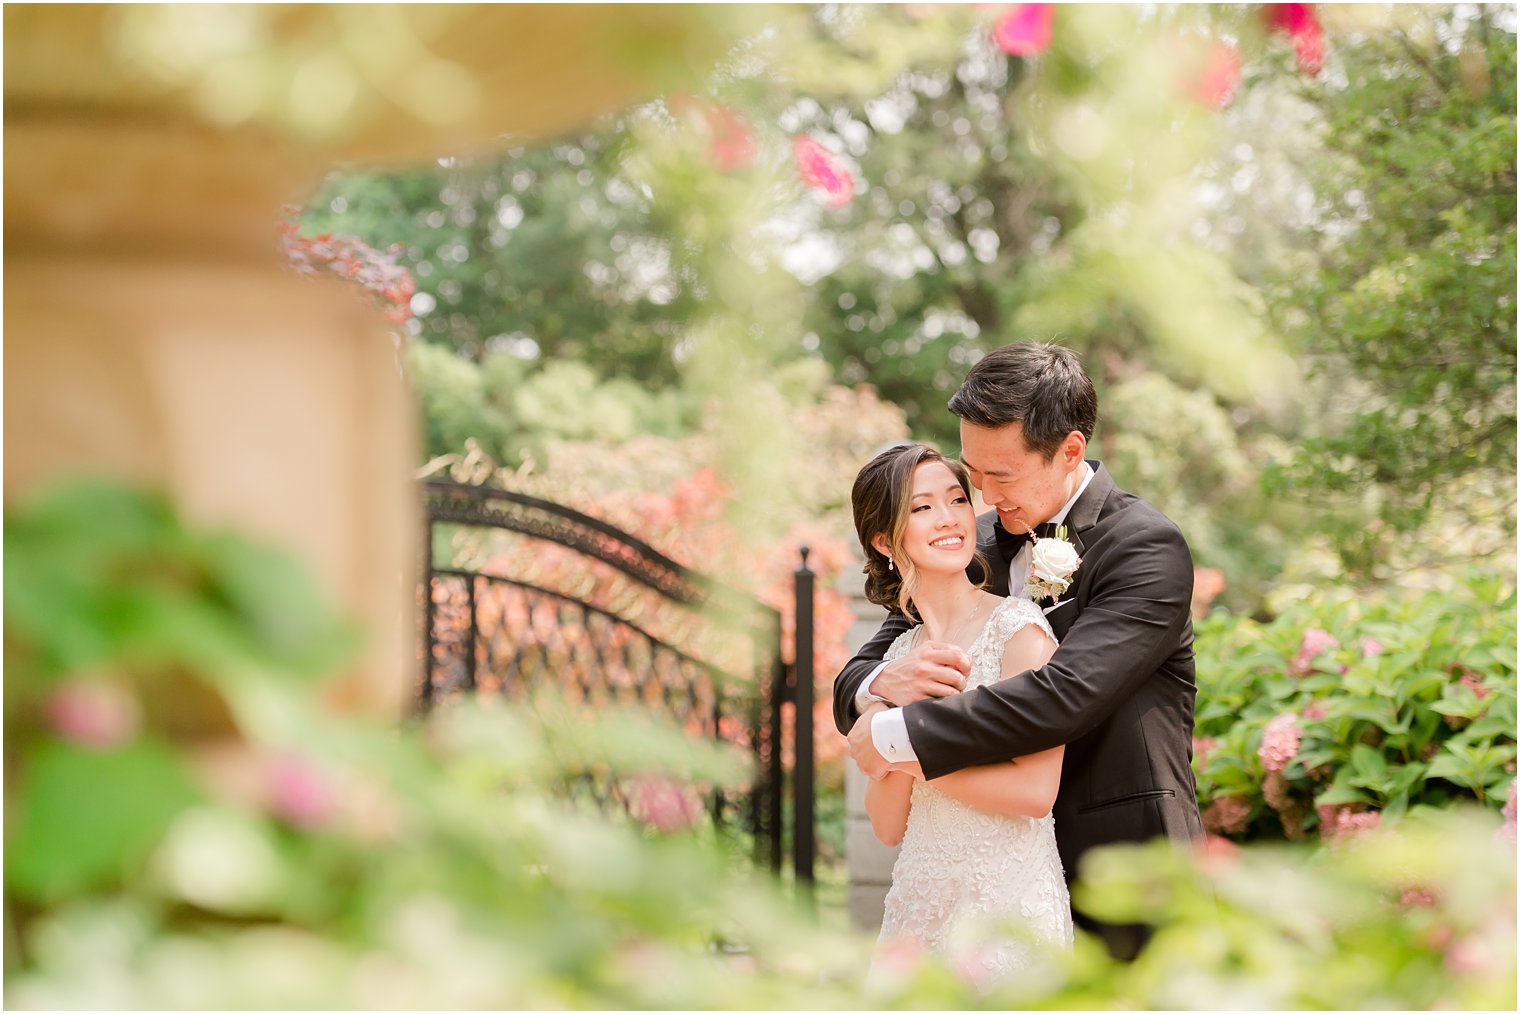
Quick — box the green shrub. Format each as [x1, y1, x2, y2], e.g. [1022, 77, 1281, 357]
[1193, 571, 1517, 842]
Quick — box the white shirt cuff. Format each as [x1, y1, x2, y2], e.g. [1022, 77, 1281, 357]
[854, 661, 892, 713]
[871, 708, 918, 763]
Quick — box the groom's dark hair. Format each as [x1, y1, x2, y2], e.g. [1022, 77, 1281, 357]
[947, 341, 1097, 460]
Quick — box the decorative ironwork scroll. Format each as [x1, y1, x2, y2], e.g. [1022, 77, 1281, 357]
[419, 479, 799, 878]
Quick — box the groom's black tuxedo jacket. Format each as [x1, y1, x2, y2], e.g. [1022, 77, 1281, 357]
[832, 461, 1205, 884]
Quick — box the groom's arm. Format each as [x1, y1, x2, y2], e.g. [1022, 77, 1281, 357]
[831, 612, 911, 736]
[903, 517, 1194, 780]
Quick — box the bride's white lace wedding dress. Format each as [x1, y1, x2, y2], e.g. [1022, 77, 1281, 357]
[876, 596, 1073, 980]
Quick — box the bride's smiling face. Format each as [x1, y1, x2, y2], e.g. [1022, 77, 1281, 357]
[876, 460, 978, 576]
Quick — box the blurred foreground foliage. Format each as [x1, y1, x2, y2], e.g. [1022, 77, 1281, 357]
[6, 480, 1515, 1009]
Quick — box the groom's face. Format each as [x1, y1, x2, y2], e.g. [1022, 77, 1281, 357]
[959, 420, 1085, 533]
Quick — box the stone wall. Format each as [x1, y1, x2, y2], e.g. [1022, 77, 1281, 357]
[837, 564, 899, 933]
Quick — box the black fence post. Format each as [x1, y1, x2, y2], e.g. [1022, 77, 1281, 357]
[420, 513, 435, 714]
[769, 616, 785, 875]
[793, 546, 815, 891]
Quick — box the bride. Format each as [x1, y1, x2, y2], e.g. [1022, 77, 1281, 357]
[850, 442, 1072, 979]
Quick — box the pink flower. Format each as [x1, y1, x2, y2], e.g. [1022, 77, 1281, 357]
[268, 754, 337, 828]
[1445, 934, 1495, 976]
[706, 105, 756, 172]
[1193, 41, 1242, 110]
[1302, 700, 1327, 721]
[45, 680, 141, 750]
[1202, 794, 1251, 835]
[1262, 769, 1294, 811]
[1266, 3, 1325, 76]
[1191, 567, 1226, 618]
[1317, 803, 1381, 847]
[1360, 636, 1384, 658]
[874, 935, 923, 975]
[1459, 672, 1490, 700]
[629, 775, 703, 833]
[1499, 778, 1517, 845]
[1192, 735, 1219, 771]
[1290, 627, 1339, 676]
[953, 944, 996, 992]
[1400, 886, 1438, 908]
[791, 136, 855, 209]
[1259, 712, 1302, 773]
[1194, 833, 1241, 873]
[992, 4, 1054, 57]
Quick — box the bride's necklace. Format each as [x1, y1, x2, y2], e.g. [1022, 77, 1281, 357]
[928, 592, 992, 646]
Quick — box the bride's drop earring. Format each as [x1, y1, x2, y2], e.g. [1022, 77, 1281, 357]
[887, 556, 894, 572]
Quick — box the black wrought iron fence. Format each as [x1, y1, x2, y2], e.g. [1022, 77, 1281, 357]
[418, 479, 814, 883]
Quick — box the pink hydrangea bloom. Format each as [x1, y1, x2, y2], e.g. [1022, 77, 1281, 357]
[992, 4, 1054, 57]
[629, 776, 703, 833]
[1317, 803, 1381, 846]
[1499, 778, 1517, 845]
[268, 754, 337, 828]
[1192, 735, 1219, 770]
[1290, 627, 1339, 676]
[1360, 636, 1384, 658]
[45, 680, 141, 750]
[1259, 712, 1302, 773]
[1459, 672, 1490, 700]
[1262, 769, 1294, 812]
[791, 136, 854, 209]
[1202, 795, 1251, 835]
[1302, 700, 1327, 721]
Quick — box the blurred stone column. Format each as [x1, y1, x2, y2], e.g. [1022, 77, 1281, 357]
[3, 5, 734, 721]
[838, 562, 899, 932]
[3, 119, 418, 716]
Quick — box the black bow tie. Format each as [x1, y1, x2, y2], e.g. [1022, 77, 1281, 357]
[994, 519, 1062, 559]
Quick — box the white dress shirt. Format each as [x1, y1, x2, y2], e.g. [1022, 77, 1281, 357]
[863, 463, 1094, 763]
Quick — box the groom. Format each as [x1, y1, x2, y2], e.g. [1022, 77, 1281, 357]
[835, 340, 1204, 960]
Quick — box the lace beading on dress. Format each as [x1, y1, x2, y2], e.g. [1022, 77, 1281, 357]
[875, 596, 1073, 982]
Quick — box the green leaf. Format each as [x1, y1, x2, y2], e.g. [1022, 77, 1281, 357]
[6, 739, 202, 903]
[1349, 744, 1388, 783]
[1314, 781, 1371, 807]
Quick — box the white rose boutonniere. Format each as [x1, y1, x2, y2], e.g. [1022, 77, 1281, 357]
[1027, 526, 1082, 601]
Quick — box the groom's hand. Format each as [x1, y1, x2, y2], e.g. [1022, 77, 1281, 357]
[869, 642, 970, 706]
[848, 702, 893, 780]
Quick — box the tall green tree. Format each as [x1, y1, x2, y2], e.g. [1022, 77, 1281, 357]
[305, 138, 701, 377]
[1263, 6, 1516, 553]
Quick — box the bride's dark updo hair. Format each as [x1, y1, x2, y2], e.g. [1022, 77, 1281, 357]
[851, 442, 986, 622]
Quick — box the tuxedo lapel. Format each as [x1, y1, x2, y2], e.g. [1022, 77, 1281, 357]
[1065, 460, 1113, 553]
[1043, 462, 1113, 638]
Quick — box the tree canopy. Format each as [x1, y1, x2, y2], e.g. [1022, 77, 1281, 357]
[297, 3, 1517, 604]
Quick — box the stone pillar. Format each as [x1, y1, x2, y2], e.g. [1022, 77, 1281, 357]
[3, 6, 735, 720]
[837, 563, 899, 933]
[3, 120, 418, 718]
